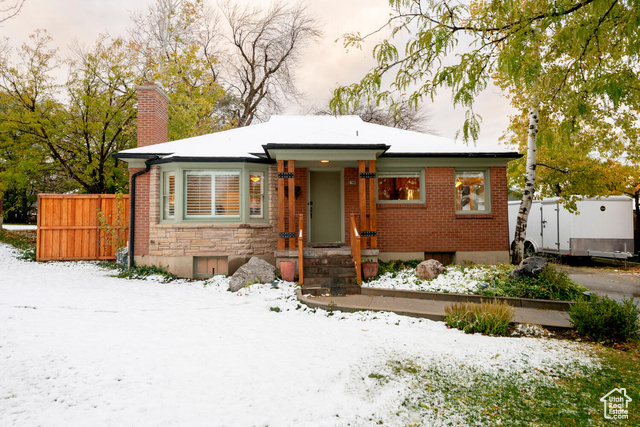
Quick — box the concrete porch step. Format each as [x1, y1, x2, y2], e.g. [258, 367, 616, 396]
[301, 285, 361, 296]
[303, 256, 355, 267]
[304, 276, 358, 287]
[303, 266, 356, 277]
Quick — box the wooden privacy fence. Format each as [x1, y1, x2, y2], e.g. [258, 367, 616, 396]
[37, 194, 129, 261]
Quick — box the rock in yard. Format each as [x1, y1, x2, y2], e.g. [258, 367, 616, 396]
[416, 259, 445, 280]
[509, 256, 547, 280]
[228, 257, 276, 292]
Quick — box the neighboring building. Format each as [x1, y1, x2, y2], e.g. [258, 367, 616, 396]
[114, 83, 520, 279]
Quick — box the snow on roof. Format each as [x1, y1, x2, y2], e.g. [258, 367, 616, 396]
[117, 115, 517, 160]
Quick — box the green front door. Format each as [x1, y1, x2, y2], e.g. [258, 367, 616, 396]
[309, 171, 342, 242]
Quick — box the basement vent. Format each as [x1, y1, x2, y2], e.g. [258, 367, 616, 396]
[194, 256, 228, 278]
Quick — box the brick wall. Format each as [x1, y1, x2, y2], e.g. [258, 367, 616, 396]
[130, 83, 169, 257]
[130, 168, 151, 256]
[344, 166, 509, 253]
[137, 83, 169, 148]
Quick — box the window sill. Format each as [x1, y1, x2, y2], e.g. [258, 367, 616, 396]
[155, 222, 272, 229]
[377, 202, 426, 209]
[455, 213, 493, 219]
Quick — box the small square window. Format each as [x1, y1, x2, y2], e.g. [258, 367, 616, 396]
[455, 171, 486, 211]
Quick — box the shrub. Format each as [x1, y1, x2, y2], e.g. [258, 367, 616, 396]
[0, 229, 37, 261]
[444, 300, 514, 336]
[569, 295, 640, 342]
[482, 266, 588, 301]
[116, 264, 179, 282]
[377, 259, 422, 276]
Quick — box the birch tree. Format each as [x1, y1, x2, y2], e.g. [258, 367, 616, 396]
[331, 0, 640, 264]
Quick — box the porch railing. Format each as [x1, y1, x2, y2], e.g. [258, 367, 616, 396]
[350, 213, 362, 285]
[298, 214, 304, 286]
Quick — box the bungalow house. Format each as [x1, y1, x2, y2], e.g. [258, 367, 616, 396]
[114, 83, 520, 291]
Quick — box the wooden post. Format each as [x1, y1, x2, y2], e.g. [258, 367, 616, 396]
[36, 194, 41, 261]
[358, 160, 368, 249]
[368, 160, 377, 249]
[298, 213, 303, 286]
[277, 160, 285, 250]
[96, 194, 102, 260]
[288, 160, 295, 250]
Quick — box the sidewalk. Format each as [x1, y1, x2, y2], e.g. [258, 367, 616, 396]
[296, 289, 572, 329]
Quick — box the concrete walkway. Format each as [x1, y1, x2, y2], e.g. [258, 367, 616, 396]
[297, 289, 573, 329]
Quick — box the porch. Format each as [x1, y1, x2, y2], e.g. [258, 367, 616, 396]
[273, 158, 380, 294]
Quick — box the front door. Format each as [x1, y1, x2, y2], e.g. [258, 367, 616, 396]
[309, 171, 342, 242]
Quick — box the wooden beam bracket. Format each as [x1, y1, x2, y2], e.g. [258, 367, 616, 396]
[359, 172, 376, 179]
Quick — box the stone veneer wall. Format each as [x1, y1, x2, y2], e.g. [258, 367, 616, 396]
[138, 165, 279, 276]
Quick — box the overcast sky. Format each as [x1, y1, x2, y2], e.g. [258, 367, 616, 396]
[1, 0, 515, 147]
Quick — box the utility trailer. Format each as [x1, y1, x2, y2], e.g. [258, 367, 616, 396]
[508, 197, 634, 259]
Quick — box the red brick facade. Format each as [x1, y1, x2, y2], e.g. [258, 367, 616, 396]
[130, 83, 169, 257]
[281, 165, 508, 255]
[130, 168, 151, 256]
[372, 167, 508, 253]
[137, 83, 169, 148]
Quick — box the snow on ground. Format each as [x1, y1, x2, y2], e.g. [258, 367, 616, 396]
[2, 224, 37, 231]
[365, 265, 502, 294]
[0, 244, 597, 426]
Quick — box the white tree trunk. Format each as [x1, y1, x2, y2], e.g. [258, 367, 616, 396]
[0, 192, 4, 230]
[511, 106, 539, 265]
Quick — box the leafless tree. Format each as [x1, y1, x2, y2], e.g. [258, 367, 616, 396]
[218, 0, 321, 127]
[0, 0, 25, 24]
[316, 96, 434, 133]
[129, 0, 219, 78]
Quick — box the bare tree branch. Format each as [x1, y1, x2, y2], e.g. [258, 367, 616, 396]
[0, 0, 25, 24]
[218, 0, 321, 127]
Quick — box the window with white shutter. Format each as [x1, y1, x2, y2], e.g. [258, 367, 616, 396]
[185, 171, 240, 218]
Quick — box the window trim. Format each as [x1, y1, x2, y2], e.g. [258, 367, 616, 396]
[184, 169, 242, 219]
[158, 163, 270, 224]
[454, 169, 491, 214]
[376, 169, 426, 204]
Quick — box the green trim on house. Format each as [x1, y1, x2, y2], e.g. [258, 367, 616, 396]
[267, 149, 382, 161]
[158, 162, 271, 225]
[453, 168, 492, 215]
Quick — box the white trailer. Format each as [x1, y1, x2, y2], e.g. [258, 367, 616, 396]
[508, 197, 635, 259]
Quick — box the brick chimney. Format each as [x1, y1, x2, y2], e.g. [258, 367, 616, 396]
[136, 82, 170, 147]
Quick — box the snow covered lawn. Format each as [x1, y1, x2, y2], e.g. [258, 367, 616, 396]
[365, 265, 507, 294]
[0, 244, 598, 426]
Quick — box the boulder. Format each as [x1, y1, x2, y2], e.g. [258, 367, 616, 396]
[115, 247, 128, 267]
[509, 256, 547, 280]
[416, 259, 445, 280]
[228, 257, 276, 292]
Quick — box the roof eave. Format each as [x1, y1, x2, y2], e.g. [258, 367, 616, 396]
[381, 152, 523, 159]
